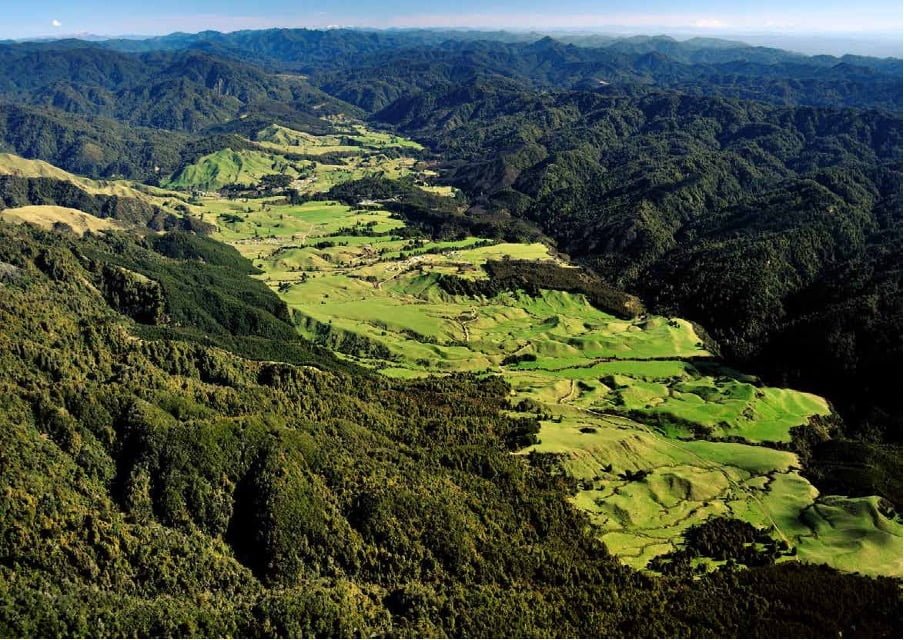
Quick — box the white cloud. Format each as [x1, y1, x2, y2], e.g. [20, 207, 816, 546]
[360, 10, 900, 35]
[51, 19, 62, 28]
[693, 19, 726, 29]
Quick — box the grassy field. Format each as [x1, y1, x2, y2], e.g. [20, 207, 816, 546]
[166, 149, 304, 190]
[255, 123, 423, 155]
[193, 126, 901, 578]
[0, 153, 198, 216]
[0, 205, 123, 235]
[165, 123, 426, 194]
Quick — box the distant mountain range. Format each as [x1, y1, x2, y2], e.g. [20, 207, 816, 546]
[6, 27, 902, 58]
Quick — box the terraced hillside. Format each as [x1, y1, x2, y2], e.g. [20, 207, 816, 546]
[191, 142, 902, 576]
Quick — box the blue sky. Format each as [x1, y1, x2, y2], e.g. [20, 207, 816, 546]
[3, 1, 902, 39]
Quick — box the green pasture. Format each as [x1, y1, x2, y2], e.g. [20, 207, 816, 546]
[256, 123, 423, 155]
[164, 122, 424, 193]
[165, 149, 305, 190]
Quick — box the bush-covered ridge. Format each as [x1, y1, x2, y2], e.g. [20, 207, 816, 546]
[437, 258, 644, 319]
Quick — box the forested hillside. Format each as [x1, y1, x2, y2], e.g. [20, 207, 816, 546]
[369, 78, 902, 445]
[0, 42, 355, 178]
[0, 43, 356, 131]
[96, 29, 904, 111]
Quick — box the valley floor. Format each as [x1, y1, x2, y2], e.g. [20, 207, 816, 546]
[204, 193, 902, 577]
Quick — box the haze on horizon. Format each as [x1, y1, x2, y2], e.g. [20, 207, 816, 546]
[3, 0, 902, 58]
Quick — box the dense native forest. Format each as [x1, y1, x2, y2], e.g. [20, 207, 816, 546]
[0, 28, 901, 637]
